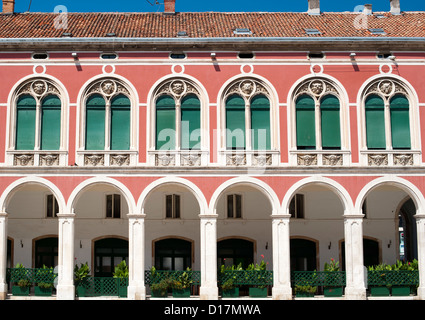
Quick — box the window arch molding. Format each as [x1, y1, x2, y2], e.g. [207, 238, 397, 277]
[218, 75, 279, 166]
[288, 75, 349, 166]
[358, 75, 420, 166]
[147, 75, 209, 167]
[76, 76, 138, 166]
[6, 75, 69, 166]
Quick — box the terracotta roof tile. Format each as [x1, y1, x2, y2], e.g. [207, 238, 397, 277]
[0, 11, 424, 39]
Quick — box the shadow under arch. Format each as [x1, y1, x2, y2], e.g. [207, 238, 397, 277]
[0, 177, 66, 214]
[66, 176, 137, 214]
[136, 177, 208, 217]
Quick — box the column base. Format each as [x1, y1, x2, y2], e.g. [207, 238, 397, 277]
[272, 286, 293, 300]
[416, 286, 425, 300]
[344, 286, 366, 300]
[0, 283, 7, 300]
[56, 284, 75, 300]
[199, 286, 219, 300]
[127, 285, 146, 300]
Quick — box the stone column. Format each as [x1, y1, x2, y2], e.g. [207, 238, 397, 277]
[0, 213, 7, 300]
[271, 214, 292, 300]
[127, 213, 146, 300]
[415, 214, 425, 300]
[56, 213, 75, 300]
[199, 214, 219, 300]
[343, 213, 366, 300]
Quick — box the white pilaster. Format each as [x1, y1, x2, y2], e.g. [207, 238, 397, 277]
[127, 213, 146, 300]
[415, 214, 425, 300]
[199, 214, 219, 300]
[343, 213, 366, 300]
[271, 214, 292, 300]
[56, 213, 75, 300]
[0, 212, 7, 300]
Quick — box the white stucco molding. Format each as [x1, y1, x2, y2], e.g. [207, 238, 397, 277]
[67, 176, 137, 214]
[0, 176, 66, 214]
[209, 176, 280, 216]
[281, 175, 354, 214]
[136, 176, 209, 216]
[354, 176, 425, 214]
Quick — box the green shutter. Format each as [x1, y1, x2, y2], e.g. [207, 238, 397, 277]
[226, 94, 245, 150]
[390, 94, 411, 149]
[156, 95, 176, 150]
[85, 94, 106, 150]
[251, 94, 271, 150]
[181, 94, 201, 150]
[320, 95, 341, 149]
[41, 95, 61, 150]
[365, 94, 386, 149]
[110, 94, 131, 150]
[296, 94, 316, 149]
[16, 94, 36, 150]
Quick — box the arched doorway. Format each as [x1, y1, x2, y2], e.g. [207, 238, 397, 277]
[217, 238, 254, 269]
[290, 238, 317, 271]
[94, 238, 128, 277]
[154, 238, 192, 271]
[34, 237, 58, 268]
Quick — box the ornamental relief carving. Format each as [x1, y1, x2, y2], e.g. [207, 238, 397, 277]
[294, 78, 339, 102]
[364, 78, 408, 103]
[84, 154, 104, 166]
[155, 79, 200, 102]
[224, 78, 269, 100]
[297, 154, 317, 166]
[86, 78, 130, 101]
[14, 154, 34, 166]
[16, 78, 61, 101]
[323, 154, 343, 166]
[40, 154, 59, 166]
[393, 154, 413, 166]
[368, 154, 388, 166]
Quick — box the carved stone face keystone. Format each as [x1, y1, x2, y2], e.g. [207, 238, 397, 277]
[171, 81, 185, 95]
[379, 81, 393, 95]
[240, 81, 254, 95]
[32, 81, 47, 95]
[310, 81, 324, 95]
[101, 81, 116, 95]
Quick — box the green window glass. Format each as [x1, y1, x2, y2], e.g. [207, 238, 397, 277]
[320, 95, 341, 150]
[296, 94, 316, 149]
[251, 94, 271, 150]
[16, 94, 36, 150]
[226, 94, 245, 150]
[85, 94, 106, 150]
[110, 94, 131, 150]
[156, 95, 176, 150]
[181, 94, 201, 150]
[41, 95, 61, 150]
[390, 94, 411, 149]
[365, 94, 386, 149]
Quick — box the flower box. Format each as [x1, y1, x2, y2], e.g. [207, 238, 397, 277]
[76, 285, 86, 297]
[370, 286, 390, 297]
[249, 287, 267, 298]
[34, 286, 53, 296]
[324, 286, 343, 297]
[222, 287, 239, 298]
[172, 288, 191, 298]
[12, 286, 30, 296]
[151, 289, 168, 298]
[296, 291, 315, 297]
[118, 286, 127, 298]
[391, 286, 410, 296]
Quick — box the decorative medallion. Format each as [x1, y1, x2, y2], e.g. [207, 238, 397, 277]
[294, 78, 338, 102]
[155, 78, 200, 102]
[224, 78, 268, 101]
[86, 78, 130, 102]
[364, 78, 408, 102]
[16, 78, 61, 102]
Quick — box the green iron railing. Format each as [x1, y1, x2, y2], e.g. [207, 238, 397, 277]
[218, 270, 273, 287]
[291, 271, 346, 288]
[145, 269, 201, 286]
[7, 267, 57, 285]
[77, 277, 128, 297]
[367, 270, 419, 287]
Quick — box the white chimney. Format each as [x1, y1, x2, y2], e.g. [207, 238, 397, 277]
[308, 0, 320, 15]
[363, 4, 372, 15]
[390, 0, 401, 15]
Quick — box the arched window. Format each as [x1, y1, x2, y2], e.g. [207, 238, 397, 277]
[155, 95, 176, 150]
[85, 93, 131, 151]
[181, 94, 201, 150]
[94, 238, 128, 277]
[223, 80, 272, 151]
[154, 238, 192, 271]
[14, 81, 62, 151]
[295, 87, 341, 150]
[363, 79, 412, 151]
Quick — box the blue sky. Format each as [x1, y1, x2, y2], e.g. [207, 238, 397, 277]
[14, 0, 425, 13]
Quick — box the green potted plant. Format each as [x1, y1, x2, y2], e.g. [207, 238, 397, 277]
[323, 258, 344, 297]
[294, 284, 317, 297]
[34, 265, 55, 296]
[113, 260, 128, 298]
[151, 279, 170, 298]
[171, 268, 193, 298]
[11, 263, 31, 296]
[74, 262, 90, 297]
[368, 263, 392, 296]
[220, 262, 242, 297]
[247, 255, 268, 298]
[390, 259, 418, 296]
